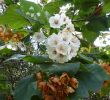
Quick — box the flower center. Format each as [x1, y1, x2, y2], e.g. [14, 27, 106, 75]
[59, 54, 64, 58]
[54, 20, 59, 24]
[54, 40, 58, 45]
[53, 50, 57, 54]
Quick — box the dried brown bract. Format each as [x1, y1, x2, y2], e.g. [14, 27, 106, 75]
[36, 72, 79, 100]
[0, 26, 24, 43]
[102, 63, 110, 87]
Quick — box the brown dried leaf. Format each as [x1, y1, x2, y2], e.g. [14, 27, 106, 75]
[70, 78, 78, 89]
[49, 76, 61, 85]
[65, 86, 75, 94]
[60, 73, 70, 85]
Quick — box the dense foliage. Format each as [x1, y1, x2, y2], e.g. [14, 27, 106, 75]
[0, 0, 110, 100]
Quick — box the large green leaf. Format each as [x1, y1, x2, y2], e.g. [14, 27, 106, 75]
[19, 0, 47, 24]
[78, 53, 93, 63]
[4, 54, 26, 62]
[73, 0, 100, 18]
[44, 1, 64, 15]
[68, 63, 109, 100]
[82, 16, 108, 42]
[0, 5, 30, 29]
[38, 62, 80, 76]
[14, 75, 41, 100]
[23, 55, 52, 64]
[20, 0, 42, 13]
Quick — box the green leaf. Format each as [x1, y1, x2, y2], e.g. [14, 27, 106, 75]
[87, 16, 108, 32]
[82, 16, 108, 42]
[69, 63, 109, 100]
[0, 48, 13, 58]
[73, 0, 100, 18]
[20, 0, 42, 13]
[44, 1, 64, 15]
[4, 54, 26, 62]
[103, 0, 110, 13]
[23, 55, 52, 64]
[19, 0, 47, 24]
[0, 5, 30, 29]
[14, 75, 41, 100]
[39, 62, 80, 76]
[78, 53, 93, 63]
[4, 0, 13, 5]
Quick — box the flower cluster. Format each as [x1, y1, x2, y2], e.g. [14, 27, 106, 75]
[47, 13, 81, 63]
[49, 13, 71, 29]
[94, 31, 110, 47]
[36, 72, 78, 100]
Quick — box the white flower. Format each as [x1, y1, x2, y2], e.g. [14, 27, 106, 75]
[56, 42, 70, 55]
[63, 23, 75, 33]
[70, 35, 80, 47]
[17, 42, 26, 51]
[49, 14, 63, 28]
[47, 46, 69, 63]
[55, 54, 69, 63]
[47, 33, 62, 47]
[58, 31, 72, 44]
[60, 3, 72, 13]
[73, 31, 83, 39]
[33, 31, 46, 42]
[68, 43, 79, 60]
[94, 34, 110, 47]
[60, 13, 72, 25]
[47, 47, 58, 61]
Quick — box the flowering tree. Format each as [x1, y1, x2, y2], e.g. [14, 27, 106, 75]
[0, 0, 110, 100]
